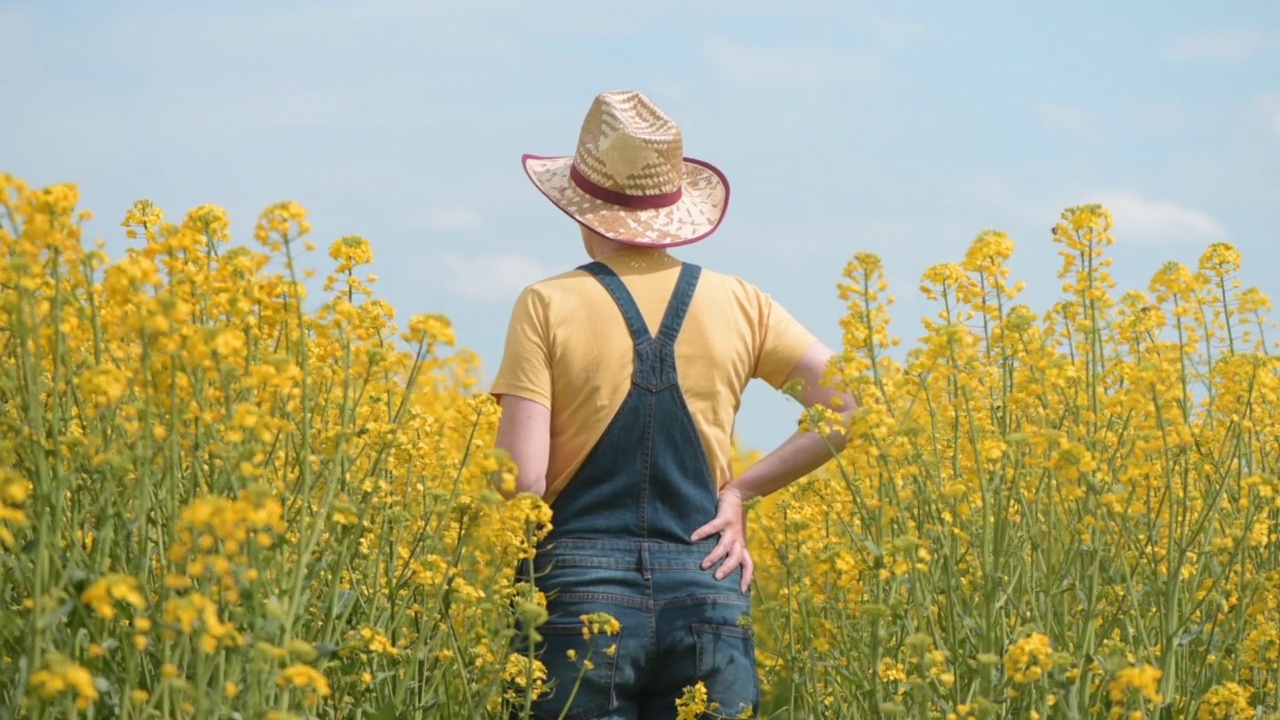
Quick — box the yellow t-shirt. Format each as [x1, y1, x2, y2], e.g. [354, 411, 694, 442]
[491, 247, 818, 503]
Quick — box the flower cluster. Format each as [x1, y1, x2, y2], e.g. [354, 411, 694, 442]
[4, 174, 1278, 719]
[1197, 682, 1254, 720]
[745, 205, 1280, 717]
[28, 655, 99, 710]
[80, 574, 147, 620]
[0, 175, 555, 719]
[1005, 633, 1055, 684]
[0, 465, 30, 549]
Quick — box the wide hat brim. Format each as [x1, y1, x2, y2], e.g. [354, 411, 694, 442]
[522, 154, 730, 247]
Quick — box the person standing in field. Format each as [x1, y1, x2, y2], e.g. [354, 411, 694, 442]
[491, 90, 856, 719]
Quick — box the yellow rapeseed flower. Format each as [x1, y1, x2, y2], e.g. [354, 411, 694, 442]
[675, 680, 712, 720]
[328, 235, 373, 273]
[501, 653, 548, 699]
[1108, 664, 1163, 705]
[1197, 681, 1254, 719]
[29, 657, 99, 709]
[277, 664, 332, 697]
[580, 612, 622, 639]
[1004, 632, 1054, 683]
[80, 573, 147, 619]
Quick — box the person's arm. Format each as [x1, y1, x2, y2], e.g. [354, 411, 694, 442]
[493, 394, 551, 498]
[489, 286, 555, 498]
[691, 340, 857, 591]
[723, 341, 856, 501]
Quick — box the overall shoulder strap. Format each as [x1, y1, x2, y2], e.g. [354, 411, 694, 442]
[578, 261, 651, 344]
[655, 263, 701, 344]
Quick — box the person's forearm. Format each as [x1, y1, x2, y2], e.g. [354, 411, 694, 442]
[724, 428, 846, 502]
[520, 475, 547, 498]
[491, 472, 546, 500]
[492, 395, 551, 500]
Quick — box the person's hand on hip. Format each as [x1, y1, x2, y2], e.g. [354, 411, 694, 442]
[691, 486, 753, 594]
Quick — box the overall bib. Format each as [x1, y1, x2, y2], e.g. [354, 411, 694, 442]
[521, 261, 759, 720]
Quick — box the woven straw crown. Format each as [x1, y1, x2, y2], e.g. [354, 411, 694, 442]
[572, 92, 685, 199]
[522, 90, 729, 247]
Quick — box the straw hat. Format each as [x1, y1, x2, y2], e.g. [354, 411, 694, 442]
[523, 90, 730, 247]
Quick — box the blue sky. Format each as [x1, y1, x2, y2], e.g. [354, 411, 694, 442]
[3, 0, 1278, 452]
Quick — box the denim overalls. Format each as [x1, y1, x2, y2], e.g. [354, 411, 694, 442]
[521, 261, 759, 720]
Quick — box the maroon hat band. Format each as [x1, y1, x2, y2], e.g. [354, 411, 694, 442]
[569, 164, 683, 209]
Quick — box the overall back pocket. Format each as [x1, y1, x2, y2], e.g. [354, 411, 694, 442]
[529, 622, 621, 720]
[693, 622, 759, 718]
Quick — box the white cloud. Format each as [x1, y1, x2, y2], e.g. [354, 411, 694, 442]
[433, 252, 554, 301]
[1166, 29, 1277, 63]
[1089, 192, 1225, 244]
[1032, 102, 1102, 136]
[704, 38, 884, 89]
[417, 206, 485, 231]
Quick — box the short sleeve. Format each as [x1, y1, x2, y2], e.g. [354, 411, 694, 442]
[490, 286, 553, 408]
[752, 290, 819, 389]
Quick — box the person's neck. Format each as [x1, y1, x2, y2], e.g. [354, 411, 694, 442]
[588, 236, 666, 260]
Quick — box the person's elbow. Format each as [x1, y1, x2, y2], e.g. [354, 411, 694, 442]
[489, 462, 547, 500]
[820, 392, 858, 453]
[492, 394, 552, 500]
[512, 472, 547, 499]
[787, 342, 858, 453]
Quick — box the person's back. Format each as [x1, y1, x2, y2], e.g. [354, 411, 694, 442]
[492, 90, 855, 720]
[495, 247, 817, 510]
